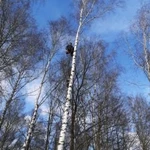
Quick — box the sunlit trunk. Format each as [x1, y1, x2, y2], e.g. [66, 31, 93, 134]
[22, 59, 51, 150]
[57, 8, 83, 150]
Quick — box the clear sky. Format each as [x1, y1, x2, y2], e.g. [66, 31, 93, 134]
[32, 0, 72, 28]
[31, 0, 150, 97]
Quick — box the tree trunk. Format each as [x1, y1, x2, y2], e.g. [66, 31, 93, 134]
[0, 72, 21, 130]
[70, 101, 77, 150]
[45, 109, 54, 150]
[22, 103, 39, 150]
[57, 8, 83, 150]
[22, 59, 51, 150]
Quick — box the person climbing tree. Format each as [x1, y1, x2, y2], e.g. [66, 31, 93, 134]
[66, 43, 74, 57]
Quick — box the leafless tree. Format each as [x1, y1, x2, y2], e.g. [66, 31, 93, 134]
[129, 95, 150, 150]
[0, 2, 45, 149]
[57, 0, 124, 149]
[0, 98, 25, 149]
[125, 3, 150, 81]
[22, 18, 70, 150]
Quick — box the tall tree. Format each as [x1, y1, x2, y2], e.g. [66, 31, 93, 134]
[0, 0, 44, 144]
[22, 18, 70, 150]
[0, 98, 25, 149]
[129, 95, 150, 150]
[126, 2, 150, 80]
[57, 0, 124, 149]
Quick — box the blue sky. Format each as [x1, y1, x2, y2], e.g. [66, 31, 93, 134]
[32, 0, 72, 28]
[31, 0, 150, 97]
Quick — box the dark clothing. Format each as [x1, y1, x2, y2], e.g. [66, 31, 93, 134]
[66, 44, 74, 57]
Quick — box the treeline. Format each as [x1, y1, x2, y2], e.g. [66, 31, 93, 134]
[0, 0, 150, 150]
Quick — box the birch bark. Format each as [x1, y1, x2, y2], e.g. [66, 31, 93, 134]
[22, 18, 68, 150]
[57, 0, 124, 149]
[57, 7, 84, 150]
[22, 57, 52, 150]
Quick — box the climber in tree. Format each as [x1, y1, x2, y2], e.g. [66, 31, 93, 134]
[66, 43, 74, 57]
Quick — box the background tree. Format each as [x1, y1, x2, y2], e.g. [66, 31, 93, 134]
[125, 2, 150, 80]
[0, 1, 45, 149]
[129, 95, 150, 150]
[22, 18, 71, 150]
[124, 3, 150, 149]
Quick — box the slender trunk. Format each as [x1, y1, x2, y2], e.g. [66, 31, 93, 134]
[0, 72, 21, 130]
[143, 29, 150, 79]
[54, 124, 60, 150]
[70, 102, 77, 150]
[83, 110, 89, 150]
[57, 8, 83, 150]
[22, 103, 39, 150]
[1, 124, 11, 149]
[116, 128, 120, 149]
[22, 58, 51, 150]
[92, 85, 97, 150]
[45, 109, 54, 150]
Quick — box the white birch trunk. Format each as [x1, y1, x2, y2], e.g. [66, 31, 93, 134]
[0, 72, 21, 129]
[92, 85, 97, 150]
[57, 8, 83, 150]
[143, 29, 150, 79]
[22, 58, 51, 150]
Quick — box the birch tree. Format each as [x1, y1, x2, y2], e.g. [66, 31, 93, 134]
[0, 98, 25, 149]
[22, 18, 70, 150]
[125, 3, 150, 80]
[0, 0, 44, 132]
[0, 0, 32, 72]
[123, 4, 150, 149]
[57, 0, 124, 149]
[129, 95, 150, 150]
[44, 69, 65, 150]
